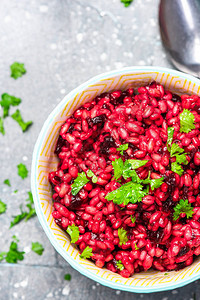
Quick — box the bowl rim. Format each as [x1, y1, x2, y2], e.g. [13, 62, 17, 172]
[31, 66, 200, 293]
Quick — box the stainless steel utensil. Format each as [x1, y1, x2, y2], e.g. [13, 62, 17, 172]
[159, 0, 200, 77]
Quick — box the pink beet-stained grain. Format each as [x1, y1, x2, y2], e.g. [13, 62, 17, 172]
[49, 82, 200, 277]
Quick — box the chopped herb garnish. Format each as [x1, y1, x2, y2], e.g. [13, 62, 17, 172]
[17, 163, 28, 179]
[4, 179, 11, 187]
[134, 243, 139, 250]
[173, 199, 194, 221]
[0, 93, 21, 118]
[10, 62, 26, 79]
[171, 162, 184, 176]
[117, 143, 129, 155]
[11, 109, 32, 132]
[31, 242, 44, 255]
[112, 158, 148, 181]
[143, 177, 164, 191]
[131, 215, 136, 224]
[167, 127, 174, 150]
[64, 274, 71, 281]
[168, 143, 188, 175]
[71, 172, 89, 196]
[14, 190, 18, 193]
[0, 200, 7, 214]
[10, 191, 36, 228]
[180, 109, 195, 133]
[80, 246, 93, 259]
[87, 169, 98, 183]
[164, 273, 168, 276]
[116, 260, 124, 271]
[121, 0, 133, 7]
[0, 236, 25, 263]
[66, 224, 80, 243]
[0, 117, 5, 135]
[118, 228, 128, 245]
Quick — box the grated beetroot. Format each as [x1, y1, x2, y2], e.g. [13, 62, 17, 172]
[49, 82, 200, 278]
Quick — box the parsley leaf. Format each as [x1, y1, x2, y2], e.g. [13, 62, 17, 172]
[121, 0, 133, 7]
[71, 172, 89, 196]
[0, 236, 25, 263]
[0, 200, 7, 214]
[10, 62, 26, 79]
[64, 274, 71, 281]
[4, 179, 11, 187]
[112, 158, 148, 181]
[80, 246, 93, 259]
[10, 192, 36, 228]
[17, 163, 28, 179]
[66, 224, 80, 243]
[171, 162, 184, 176]
[143, 177, 164, 191]
[0, 93, 21, 118]
[87, 169, 98, 183]
[167, 127, 174, 150]
[170, 143, 185, 157]
[116, 260, 124, 271]
[118, 228, 128, 245]
[0, 117, 5, 135]
[134, 243, 139, 250]
[31, 242, 44, 255]
[112, 158, 124, 180]
[127, 159, 148, 170]
[11, 109, 32, 132]
[180, 109, 195, 133]
[173, 199, 194, 221]
[131, 215, 136, 224]
[105, 181, 147, 206]
[117, 143, 129, 155]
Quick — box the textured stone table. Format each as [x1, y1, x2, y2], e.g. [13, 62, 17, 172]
[0, 0, 199, 299]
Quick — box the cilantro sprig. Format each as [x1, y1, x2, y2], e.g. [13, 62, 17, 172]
[180, 109, 195, 133]
[0, 200, 7, 214]
[80, 246, 93, 259]
[31, 242, 44, 255]
[116, 260, 124, 271]
[10, 191, 36, 228]
[66, 224, 80, 243]
[118, 228, 128, 245]
[10, 62, 26, 79]
[173, 199, 194, 221]
[71, 172, 89, 196]
[0, 236, 25, 263]
[117, 143, 129, 155]
[12, 109, 32, 132]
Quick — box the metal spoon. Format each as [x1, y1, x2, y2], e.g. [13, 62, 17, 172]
[159, 0, 200, 77]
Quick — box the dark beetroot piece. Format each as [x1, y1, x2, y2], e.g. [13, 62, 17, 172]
[49, 82, 200, 278]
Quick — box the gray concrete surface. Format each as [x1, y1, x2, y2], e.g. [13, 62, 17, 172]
[0, 0, 199, 299]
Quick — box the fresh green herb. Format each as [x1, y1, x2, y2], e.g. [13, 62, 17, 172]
[4, 179, 11, 187]
[71, 172, 89, 196]
[117, 144, 129, 155]
[171, 162, 184, 176]
[66, 224, 80, 243]
[134, 243, 139, 250]
[11, 109, 32, 132]
[118, 228, 128, 245]
[0, 236, 25, 263]
[112, 158, 148, 181]
[121, 0, 133, 7]
[0, 93, 21, 118]
[17, 163, 28, 179]
[14, 190, 18, 193]
[164, 273, 168, 276]
[87, 169, 98, 183]
[167, 127, 174, 150]
[80, 246, 93, 259]
[105, 181, 147, 206]
[10, 62, 26, 79]
[143, 177, 164, 191]
[0, 200, 7, 214]
[31, 242, 44, 255]
[170, 143, 186, 159]
[116, 260, 124, 271]
[180, 109, 195, 133]
[10, 191, 36, 228]
[131, 215, 136, 224]
[64, 274, 71, 281]
[173, 199, 194, 221]
[0, 117, 5, 135]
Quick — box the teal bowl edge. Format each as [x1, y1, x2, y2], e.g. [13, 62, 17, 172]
[31, 66, 200, 293]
